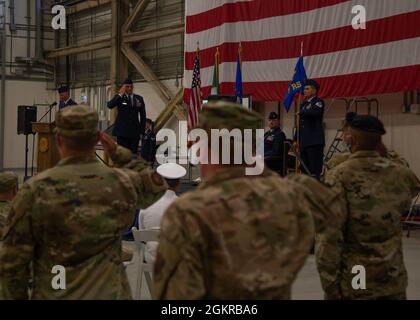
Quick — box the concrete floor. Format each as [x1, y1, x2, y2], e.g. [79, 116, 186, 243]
[125, 230, 420, 300]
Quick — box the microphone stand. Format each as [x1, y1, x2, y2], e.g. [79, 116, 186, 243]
[38, 102, 57, 123]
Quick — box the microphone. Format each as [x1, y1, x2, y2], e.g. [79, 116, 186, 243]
[38, 102, 58, 122]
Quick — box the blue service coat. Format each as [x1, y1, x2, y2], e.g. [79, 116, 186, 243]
[299, 96, 325, 148]
[107, 93, 146, 138]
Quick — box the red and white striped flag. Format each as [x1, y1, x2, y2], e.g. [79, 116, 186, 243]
[184, 0, 420, 102]
[188, 49, 202, 129]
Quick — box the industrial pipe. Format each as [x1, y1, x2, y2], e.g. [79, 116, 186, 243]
[35, 0, 43, 59]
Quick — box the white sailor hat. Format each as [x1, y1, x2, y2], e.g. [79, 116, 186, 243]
[157, 163, 187, 180]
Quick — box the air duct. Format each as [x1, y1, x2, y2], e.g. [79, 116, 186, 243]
[9, 0, 16, 31]
[35, 0, 43, 60]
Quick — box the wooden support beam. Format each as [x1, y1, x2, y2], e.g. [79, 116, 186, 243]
[121, 44, 173, 104]
[154, 88, 186, 132]
[45, 38, 110, 59]
[121, 0, 151, 34]
[67, 0, 111, 15]
[107, 0, 129, 164]
[110, 0, 129, 109]
[173, 104, 188, 122]
[110, 0, 119, 93]
[122, 24, 185, 43]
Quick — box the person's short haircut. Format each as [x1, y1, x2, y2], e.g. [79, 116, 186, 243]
[60, 134, 98, 151]
[165, 178, 180, 189]
[146, 118, 153, 125]
[350, 128, 382, 150]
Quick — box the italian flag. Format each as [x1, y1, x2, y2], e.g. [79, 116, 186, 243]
[211, 47, 220, 95]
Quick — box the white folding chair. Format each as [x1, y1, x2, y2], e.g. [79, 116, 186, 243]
[131, 227, 160, 300]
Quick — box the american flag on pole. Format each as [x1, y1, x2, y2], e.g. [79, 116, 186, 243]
[184, 0, 420, 103]
[188, 49, 202, 129]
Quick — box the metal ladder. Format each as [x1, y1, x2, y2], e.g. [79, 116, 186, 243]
[323, 98, 351, 163]
[324, 128, 344, 163]
[352, 97, 379, 117]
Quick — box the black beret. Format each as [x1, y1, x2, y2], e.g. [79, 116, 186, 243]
[268, 112, 279, 120]
[123, 78, 133, 85]
[305, 79, 320, 91]
[58, 85, 69, 93]
[345, 112, 357, 124]
[350, 115, 386, 135]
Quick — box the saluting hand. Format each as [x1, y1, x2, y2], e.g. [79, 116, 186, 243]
[100, 132, 117, 157]
[118, 85, 127, 96]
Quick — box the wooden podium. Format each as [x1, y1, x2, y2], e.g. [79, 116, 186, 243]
[32, 122, 60, 173]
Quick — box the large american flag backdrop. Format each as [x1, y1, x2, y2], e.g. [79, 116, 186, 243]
[183, 0, 420, 103]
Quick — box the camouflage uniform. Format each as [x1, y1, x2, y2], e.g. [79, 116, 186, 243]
[325, 150, 409, 172]
[387, 150, 410, 168]
[0, 172, 18, 239]
[0, 201, 11, 240]
[0, 172, 18, 300]
[324, 151, 351, 172]
[286, 173, 344, 234]
[0, 200, 6, 299]
[320, 151, 420, 299]
[153, 102, 319, 299]
[0, 106, 167, 300]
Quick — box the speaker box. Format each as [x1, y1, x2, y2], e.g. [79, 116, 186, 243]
[17, 106, 37, 135]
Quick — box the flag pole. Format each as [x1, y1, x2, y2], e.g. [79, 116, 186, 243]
[295, 90, 302, 173]
[295, 42, 304, 173]
[216, 47, 220, 94]
[238, 42, 243, 67]
[236, 42, 244, 104]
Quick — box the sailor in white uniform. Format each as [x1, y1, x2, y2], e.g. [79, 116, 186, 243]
[138, 162, 187, 264]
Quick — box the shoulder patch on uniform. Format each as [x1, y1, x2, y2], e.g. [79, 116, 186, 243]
[315, 102, 323, 108]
